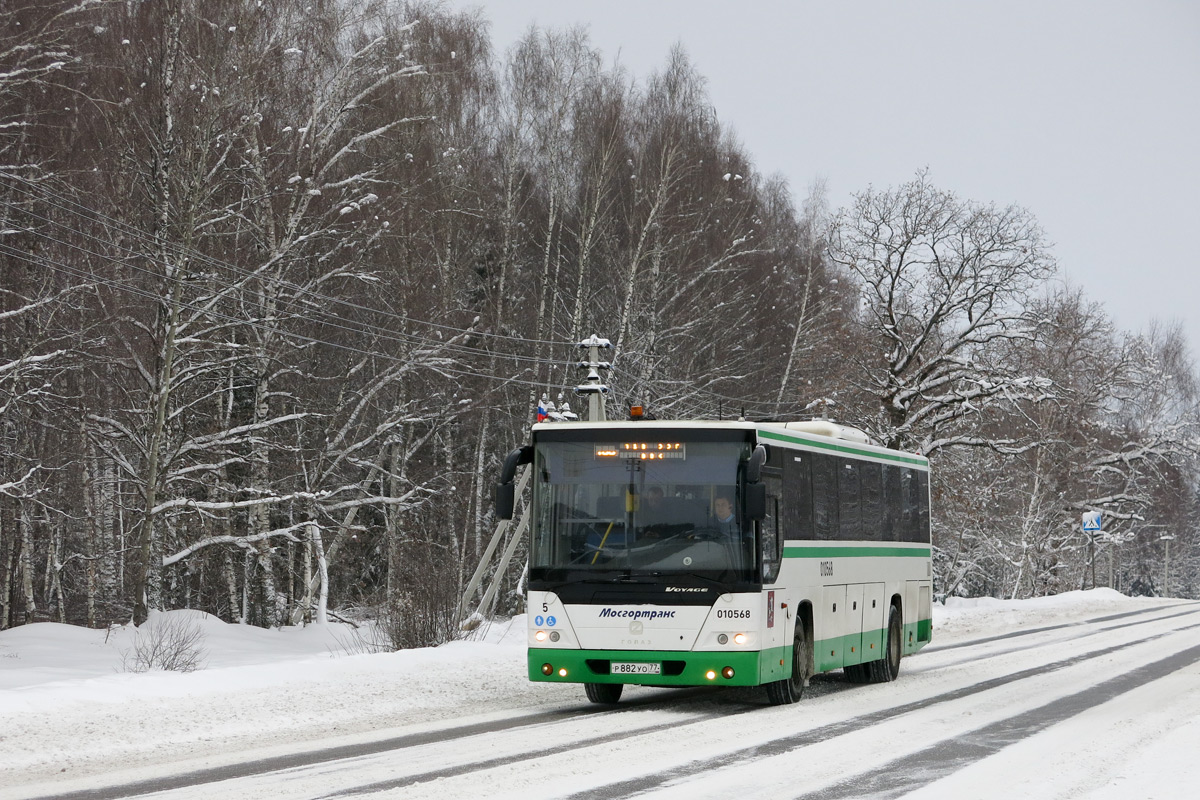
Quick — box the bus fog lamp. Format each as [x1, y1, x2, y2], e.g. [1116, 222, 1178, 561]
[722, 667, 735, 679]
[558, 668, 568, 677]
[733, 633, 747, 645]
[705, 670, 717, 680]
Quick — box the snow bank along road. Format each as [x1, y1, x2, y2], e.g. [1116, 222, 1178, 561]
[7, 597, 1200, 800]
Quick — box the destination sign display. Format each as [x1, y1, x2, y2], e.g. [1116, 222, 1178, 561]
[594, 442, 687, 460]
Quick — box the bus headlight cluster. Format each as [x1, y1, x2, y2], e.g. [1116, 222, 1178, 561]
[534, 630, 562, 643]
[717, 633, 748, 646]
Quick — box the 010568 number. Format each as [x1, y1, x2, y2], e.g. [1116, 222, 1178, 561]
[716, 609, 750, 620]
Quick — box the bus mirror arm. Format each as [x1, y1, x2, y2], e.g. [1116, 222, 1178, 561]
[496, 445, 533, 520]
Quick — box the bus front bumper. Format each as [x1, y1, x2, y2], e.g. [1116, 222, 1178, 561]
[528, 647, 787, 687]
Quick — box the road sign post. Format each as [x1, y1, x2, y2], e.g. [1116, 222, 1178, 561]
[1081, 512, 1102, 591]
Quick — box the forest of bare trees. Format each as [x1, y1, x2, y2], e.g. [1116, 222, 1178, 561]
[2, 0, 1197, 643]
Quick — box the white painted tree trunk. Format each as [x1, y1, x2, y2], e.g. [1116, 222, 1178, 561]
[312, 523, 329, 625]
[19, 504, 36, 623]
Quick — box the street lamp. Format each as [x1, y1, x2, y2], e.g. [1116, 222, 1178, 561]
[1160, 534, 1176, 597]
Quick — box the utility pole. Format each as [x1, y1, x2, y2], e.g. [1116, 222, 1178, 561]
[1108, 533, 1115, 590]
[575, 335, 612, 422]
[461, 337, 609, 627]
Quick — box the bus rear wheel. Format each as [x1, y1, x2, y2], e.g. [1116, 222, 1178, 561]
[766, 618, 811, 705]
[867, 604, 902, 683]
[585, 682, 623, 704]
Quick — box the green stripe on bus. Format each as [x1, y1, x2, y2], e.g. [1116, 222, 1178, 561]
[758, 429, 929, 466]
[783, 545, 931, 558]
[815, 621, 932, 671]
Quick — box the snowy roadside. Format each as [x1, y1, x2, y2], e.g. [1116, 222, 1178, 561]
[0, 611, 561, 789]
[0, 590, 1180, 793]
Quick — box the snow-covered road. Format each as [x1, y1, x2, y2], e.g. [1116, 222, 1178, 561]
[3, 591, 1198, 800]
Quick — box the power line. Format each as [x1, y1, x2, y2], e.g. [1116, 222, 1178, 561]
[13, 214, 567, 369]
[1, 193, 579, 372]
[4, 176, 812, 413]
[0, 242, 565, 392]
[1, 174, 581, 349]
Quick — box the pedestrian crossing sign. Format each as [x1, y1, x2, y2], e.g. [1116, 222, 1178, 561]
[1082, 511, 1102, 532]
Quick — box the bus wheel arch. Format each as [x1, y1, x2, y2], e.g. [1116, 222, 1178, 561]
[796, 602, 815, 687]
[766, 611, 812, 705]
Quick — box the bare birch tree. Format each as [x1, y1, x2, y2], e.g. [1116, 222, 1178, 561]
[830, 170, 1057, 454]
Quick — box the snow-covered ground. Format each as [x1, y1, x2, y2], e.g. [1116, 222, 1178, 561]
[1, 589, 1197, 799]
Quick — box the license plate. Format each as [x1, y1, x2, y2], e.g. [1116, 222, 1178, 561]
[611, 662, 661, 675]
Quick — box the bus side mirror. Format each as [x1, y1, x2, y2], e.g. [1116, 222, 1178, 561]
[744, 482, 766, 521]
[496, 483, 516, 520]
[746, 444, 767, 483]
[496, 445, 533, 520]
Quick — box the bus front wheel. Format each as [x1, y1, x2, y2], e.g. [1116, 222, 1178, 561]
[585, 682, 623, 704]
[766, 618, 811, 705]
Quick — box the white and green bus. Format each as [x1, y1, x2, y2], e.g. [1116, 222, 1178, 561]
[496, 418, 933, 705]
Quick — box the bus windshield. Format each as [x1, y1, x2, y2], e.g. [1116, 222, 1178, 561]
[529, 434, 757, 584]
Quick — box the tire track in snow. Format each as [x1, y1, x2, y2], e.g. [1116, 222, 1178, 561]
[559, 621, 1200, 800]
[907, 603, 1200, 673]
[925, 600, 1198, 653]
[24, 604, 1198, 800]
[796, 639, 1200, 800]
[22, 688, 747, 800]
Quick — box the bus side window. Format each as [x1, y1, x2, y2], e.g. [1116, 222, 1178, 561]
[917, 470, 931, 544]
[900, 468, 920, 542]
[882, 464, 900, 542]
[860, 462, 883, 542]
[811, 454, 839, 540]
[761, 492, 781, 583]
[838, 459, 861, 540]
[784, 452, 813, 540]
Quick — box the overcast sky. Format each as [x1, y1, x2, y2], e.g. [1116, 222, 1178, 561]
[450, 0, 1200, 359]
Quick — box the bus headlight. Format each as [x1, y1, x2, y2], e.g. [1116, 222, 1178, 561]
[535, 630, 548, 642]
[549, 631, 561, 642]
[733, 633, 748, 645]
[717, 634, 729, 645]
